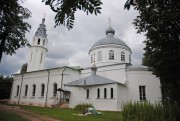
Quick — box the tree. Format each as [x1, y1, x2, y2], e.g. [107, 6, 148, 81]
[20, 63, 27, 74]
[130, 0, 180, 104]
[42, 0, 102, 30]
[0, 75, 13, 99]
[0, 0, 31, 63]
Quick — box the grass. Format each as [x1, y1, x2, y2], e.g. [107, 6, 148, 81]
[21, 105, 122, 121]
[0, 110, 29, 121]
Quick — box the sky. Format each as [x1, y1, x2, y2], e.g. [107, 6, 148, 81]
[0, 0, 146, 75]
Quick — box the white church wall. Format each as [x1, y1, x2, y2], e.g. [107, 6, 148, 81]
[66, 84, 118, 111]
[10, 67, 81, 107]
[117, 84, 128, 111]
[126, 70, 161, 103]
[10, 75, 22, 104]
[46, 68, 80, 106]
[62, 68, 81, 85]
[18, 71, 49, 106]
[81, 64, 127, 84]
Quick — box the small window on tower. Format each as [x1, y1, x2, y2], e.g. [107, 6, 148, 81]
[40, 53, 43, 63]
[98, 51, 102, 61]
[38, 38, 40, 45]
[129, 55, 131, 63]
[121, 52, 125, 61]
[109, 50, 114, 60]
[30, 52, 33, 62]
[43, 39, 45, 46]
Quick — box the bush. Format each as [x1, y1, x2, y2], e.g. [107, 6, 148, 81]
[74, 103, 94, 114]
[122, 102, 179, 121]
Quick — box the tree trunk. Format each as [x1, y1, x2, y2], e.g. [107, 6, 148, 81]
[0, 32, 7, 63]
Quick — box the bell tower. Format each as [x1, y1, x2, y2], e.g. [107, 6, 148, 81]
[27, 18, 48, 72]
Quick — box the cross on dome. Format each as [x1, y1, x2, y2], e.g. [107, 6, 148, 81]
[109, 17, 111, 27]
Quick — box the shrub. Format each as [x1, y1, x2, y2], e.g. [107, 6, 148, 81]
[122, 102, 179, 121]
[74, 103, 94, 113]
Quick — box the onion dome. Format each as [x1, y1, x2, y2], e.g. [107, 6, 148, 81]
[105, 26, 115, 35]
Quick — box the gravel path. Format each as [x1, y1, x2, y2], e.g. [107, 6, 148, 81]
[0, 104, 62, 121]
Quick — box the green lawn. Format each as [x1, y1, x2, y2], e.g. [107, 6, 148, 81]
[21, 106, 122, 121]
[0, 110, 29, 121]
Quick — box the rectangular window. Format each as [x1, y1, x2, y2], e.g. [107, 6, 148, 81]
[139, 86, 146, 101]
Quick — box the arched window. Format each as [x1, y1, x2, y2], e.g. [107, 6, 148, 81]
[25, 85, 28, 96]
[53, 83, 57, 97]
[98, 51, 102, 61]
[97, 88, 100, 98]
[129, 55, 131, 63]
[109, 50, 114, 60]
[32, 84, 36, 96]
[104, 88, 107, 99]
[38, 38, 40, 45]
[40, 53, 43, 63]
[110, 88, 113, 98]
[41, 84, 45, 97]
[86, 89, 89, 98]
[16, 85, 20, 96]
[91, 54, 93, 63]
[121, 52, 125, 61]
[43, 39, 45, 46]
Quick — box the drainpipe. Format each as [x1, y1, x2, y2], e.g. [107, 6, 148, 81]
[61, 67, 67, 88]
[45, 70, 50, 107]
[18, 74, 23, 104]
[60, 67, 67, 102]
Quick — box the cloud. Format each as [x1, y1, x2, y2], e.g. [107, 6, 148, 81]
[0, 0, 146, 75]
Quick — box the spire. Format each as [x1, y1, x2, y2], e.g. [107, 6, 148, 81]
[34, 18, 47, 38]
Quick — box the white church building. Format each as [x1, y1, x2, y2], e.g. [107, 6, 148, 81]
[10, 18, 162, 111]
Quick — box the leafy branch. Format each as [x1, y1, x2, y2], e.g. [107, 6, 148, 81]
[42, 0, 102, 30]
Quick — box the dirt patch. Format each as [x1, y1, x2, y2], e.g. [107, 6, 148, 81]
[0, 104, 62, 121]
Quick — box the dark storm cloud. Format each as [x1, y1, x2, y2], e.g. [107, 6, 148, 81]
[0, 48, 28, 75]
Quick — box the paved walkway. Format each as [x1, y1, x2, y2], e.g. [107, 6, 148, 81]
[0, 104, 62, 121]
